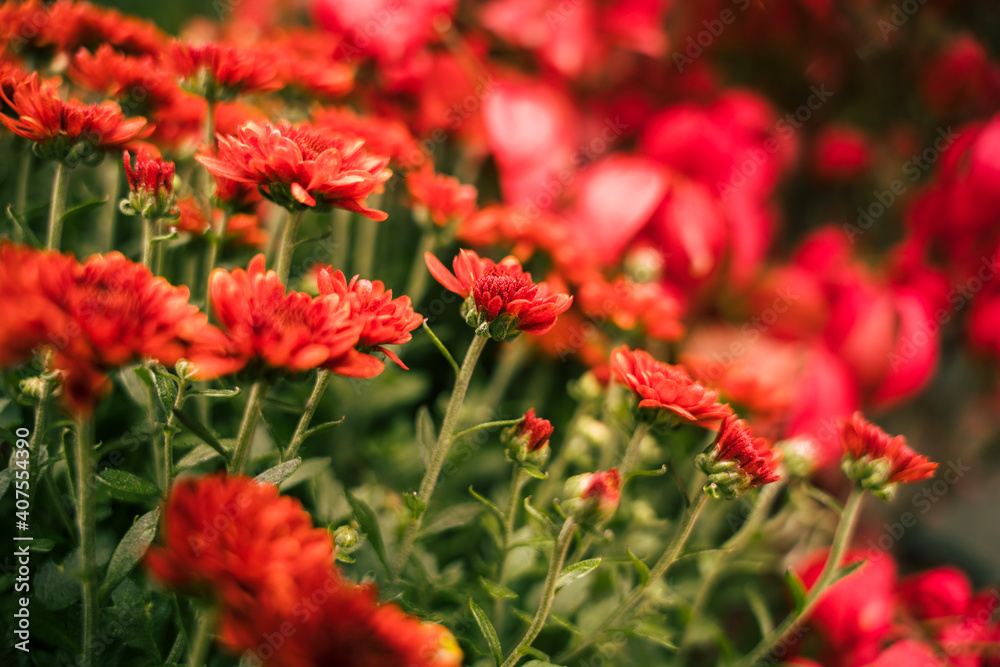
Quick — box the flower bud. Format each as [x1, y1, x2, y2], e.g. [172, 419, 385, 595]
[563, 468, 621, 525]
[696, 416, 781, 500]
[332, 525, 361, 554]
[122, 150, 177, 221]
[503, 409, 553, 466]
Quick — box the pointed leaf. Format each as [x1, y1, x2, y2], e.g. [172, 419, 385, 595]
[785, 568, 808, 613]
[555, 558, 601, 591]
[622, 626, 677, 650]
[345, 490, 388, 572]
[255, 459, 301, 486]
[522, 465, 548, 480]
[404, 492, 427, 520]
[175, 443, 224, 470]
[172, 408, 231, 463]
[835, 558, 867, 582]
[420, 502, 482, 537]
[61, 197, 108, 222]
[98, 469, 162, 503]
[190, 387, 241, 399]
[6, 204, 42, 247]
[480, 577, 518, 599]
[100, 509, 160, 599]
[302, 417, 346, 440]
[523, 496, 556, 536]
[469, 598, 503, 667]
[627, 547, 650, 586]
[469, 486, 505, 521]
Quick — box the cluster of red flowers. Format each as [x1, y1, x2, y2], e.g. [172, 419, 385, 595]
[147, 474, 462, 667]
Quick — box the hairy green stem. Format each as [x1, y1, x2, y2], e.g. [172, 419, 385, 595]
[230, 380, 270, 474]
[141, 218, 156, 268]
[619, 421, 652, 478]
[404, 227, 438, 305]
[735, 487, 865, 667]
[275, 209, 305, 284]
[391, 334, 489, 577]
[74, 417, 98, 667]
[47, 162, 70, 250]
[282, 370, 333, 461]
[203, 210, 229, 301]
[96, 159, 120, 252]
[493, 466, 529, 630]
[186, 606, 216, 667]
[560, 493, 710, 662]
[500, 517, 577, 667]
[25, 375, 52, 518]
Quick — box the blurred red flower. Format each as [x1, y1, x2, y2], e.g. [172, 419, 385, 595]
[840, 412, 937, 485]
[406, 166, 478, 226]
[170, 41, 282, 98]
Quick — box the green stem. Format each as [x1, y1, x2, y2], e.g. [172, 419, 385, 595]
[391, 334, 489, 577]
[74, 417, 98, 667]
[162, 385, 190, 490]
[500, 517, 576, 667]
[404, 227, 438, 305]
[282, 370, 333, 461]
[141, 218, 156, 268]
[186, 606, 216, 667]
[229, 380, 270, 474]
[619, 421, 652, 478]
[203, 211, 229, 301]
[450, 419, 523, 444]
[678, 481, 785, 658]
[96, 159, 120, 253]
[353, 217, 378, 279]
[25, 375, 52, 518]
[13, 142, 32, 228]
[330, 207, 351, 271]
[275, 208, 305, 284]
[493, 466, 529, 630]
[560, 493, 710, 662]
[47, 162, 70, 250]
[735, 487, 865, 667]
[422, 321, 459, 376]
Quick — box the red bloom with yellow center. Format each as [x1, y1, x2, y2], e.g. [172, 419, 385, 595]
[840, 412, 937, 498]
[170, 40, 282, 99]
[196, 120, 392, 216]
[424, 249, 573, 340]
[697, 416, 781, 499]
[0, 73, 152, 165]
[611, 345, 732, 425]
[192, 254, 381, 380]
[146, 474, 334, 624]
[0, 244, 221, 413]
[317, 268, 422, 375]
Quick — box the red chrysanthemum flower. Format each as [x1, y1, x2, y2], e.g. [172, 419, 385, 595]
[316, 268, 422, 375]
[504, 408, 554, 466]
[68, 44, 179, 116]
[146, 474, 335, 622]
[0, 244, 222, 413]
[191, 254, 380, 380]
[406, 166, 478, 226]
[611, 345, 733, 425]
[122, 149, 177, 220]
[424, 249, 573, 340]
[0, 73, 152, 165]
[697, 416, 782, 499]
[196, 120, 392, 216]
[840, 412, 937, 497]
[313, 106, 425, 168]
[170, 41, 282, 100]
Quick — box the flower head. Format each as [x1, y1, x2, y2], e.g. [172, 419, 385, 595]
[68, 44, 179, 116]
[564, 468, 621, 525]
[504, 408, 554, 466]
[316, 268, 422, 375]
[611, 345, 732, 425]
[696, 416, 782, 500]
[170, 41, 282, 100]
[196, 120, 392, 216]
[840, 412, 937, 499]
[407, 166, 478, 226]
[121, 149, 177, 220]
[425, 249, 572, 341]
[0, 73, 151, 165]
[192, 254, 380, 380]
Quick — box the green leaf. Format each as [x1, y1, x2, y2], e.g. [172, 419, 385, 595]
[98, 469, 162, 503]
[784, 569, 808, 613]
[35, 559, 81, 610]
[100, 508, 160, 599]
[522, 662, 564, 667]
[519, 647, 551, 661]
[835, 558, 867, 582]
[626, 465, 668, 480]
[301, 416, 346, 440]
[416, 406, 435, 468]
[255, 459, 302, 486]
[746, 586, 774, 636]
[627, 547, 650, 587]
[345, 490, 388, 573]
[522, 465, 548, 480]
[523, 496, 556, 536]
[622, 626, 677, 650]
[800, 482, 844, 515]
[175, 443, 224, 470]
[172, 408, 231, 464]
[6, 204, 41, 247]
[280, 456, 331, 488]
[480, 576, 518, 599]
[404, 492, 427, 520]
[0, 468, 11, 501]
[469, 486, 505, 521]
[61, 197, 108, 222]
[469, 598, 503, 667]
[555, 557, 601, 591]
[190, 386, 241, 399]
[420, 502, 483, 537]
